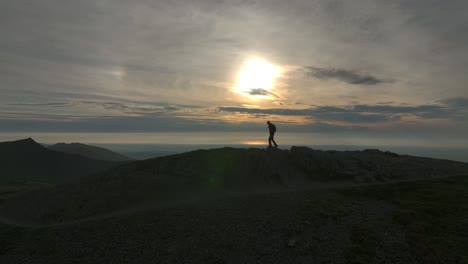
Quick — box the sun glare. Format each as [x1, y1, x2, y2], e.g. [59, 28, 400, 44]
[240, 140, 268, 145]
[235, 58, 281, 99]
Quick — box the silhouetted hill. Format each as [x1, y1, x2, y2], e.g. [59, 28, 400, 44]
[0, 138, 121, 183]
[49, 143, 131, 162]
[2, 146, 468, 224]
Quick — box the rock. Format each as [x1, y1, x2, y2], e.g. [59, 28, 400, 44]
[287, 238, 297, 247]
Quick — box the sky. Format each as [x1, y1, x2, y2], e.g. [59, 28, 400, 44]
[1, 0, 468, 146]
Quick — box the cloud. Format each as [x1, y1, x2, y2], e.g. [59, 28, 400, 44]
[220, 103, 451, 123]
[305, 66, 385, 85]
[220, 106, 389, 123]
[351, 104, 450, 119]
[1, 97, 462, 130]
[8, 102, 70, 107]
[440, 97, 468, 108]
[438, 97, 468, 121]
[164, 106, 180, 111]
[247, 88, 278, 98]
[0, 99, 203, 122]
[0, 114, 372, 135]
[1, 99, 467, 137]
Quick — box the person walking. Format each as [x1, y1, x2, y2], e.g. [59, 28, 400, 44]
[266, 121, 278, 148]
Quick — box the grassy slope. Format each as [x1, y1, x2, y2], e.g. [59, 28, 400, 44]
[0, 182, 53, 203]
[338, 175, 468, 264]
[0, 175, 467, 263]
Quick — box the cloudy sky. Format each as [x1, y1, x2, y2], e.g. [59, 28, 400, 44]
[1, 0, 467, 145]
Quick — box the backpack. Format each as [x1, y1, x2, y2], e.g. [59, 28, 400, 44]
[271, 124, 276, 132]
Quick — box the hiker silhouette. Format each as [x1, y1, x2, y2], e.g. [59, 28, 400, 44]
[267, 121, 278, 148]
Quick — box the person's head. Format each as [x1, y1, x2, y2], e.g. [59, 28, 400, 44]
[266, 121, 271, 125]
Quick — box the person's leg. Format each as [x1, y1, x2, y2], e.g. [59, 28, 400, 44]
[268, 134, 273, 147]
[272, 133, 278, 147]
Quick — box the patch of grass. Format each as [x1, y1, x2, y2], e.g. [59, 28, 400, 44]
[0, 182, 53, 201]
[346, 223, 377, 264]
[0, 224, 25, 255]
[340, 175, 468, 263]
[302, 191, 353, 220]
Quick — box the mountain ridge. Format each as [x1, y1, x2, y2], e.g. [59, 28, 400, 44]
[0, 138, 122, 183]
[49, 142, 131, 162]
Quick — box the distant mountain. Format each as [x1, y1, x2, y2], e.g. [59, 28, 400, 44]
[3, 146, 468, 224]
[49, 143, 130, 162]
[0, 138, 121, 184]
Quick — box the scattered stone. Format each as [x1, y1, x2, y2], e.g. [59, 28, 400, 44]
[287, 238, 297, 247]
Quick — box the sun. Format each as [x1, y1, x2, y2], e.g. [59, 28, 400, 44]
[234, 58, 281, 99]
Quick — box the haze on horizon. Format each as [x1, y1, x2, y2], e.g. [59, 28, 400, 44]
[1, 0, 467, 147]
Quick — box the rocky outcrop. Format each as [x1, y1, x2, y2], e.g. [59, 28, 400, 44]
[288, 147, 455, 182]
[140, 146, 468, 187]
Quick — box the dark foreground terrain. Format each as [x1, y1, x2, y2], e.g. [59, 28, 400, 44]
[3, 146, 468, 224]
[1, 175, 467, 264]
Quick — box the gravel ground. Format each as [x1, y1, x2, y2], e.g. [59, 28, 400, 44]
[0, 188, 416, 264]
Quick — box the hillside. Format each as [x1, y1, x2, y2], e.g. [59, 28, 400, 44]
[0, 138, 121, 184]
[49, 142, 131, 162]
[2, 146, 468, 224]
[1, 175, 468, 263]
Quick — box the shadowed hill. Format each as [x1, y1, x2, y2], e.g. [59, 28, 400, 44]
[0, 138, 121, 184]
[49, 142, 131, 162]
[115, 146, 468, 187]
[2, 146, 468, 224]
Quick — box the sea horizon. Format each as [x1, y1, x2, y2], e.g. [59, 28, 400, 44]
[1, 132, 467, 162]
